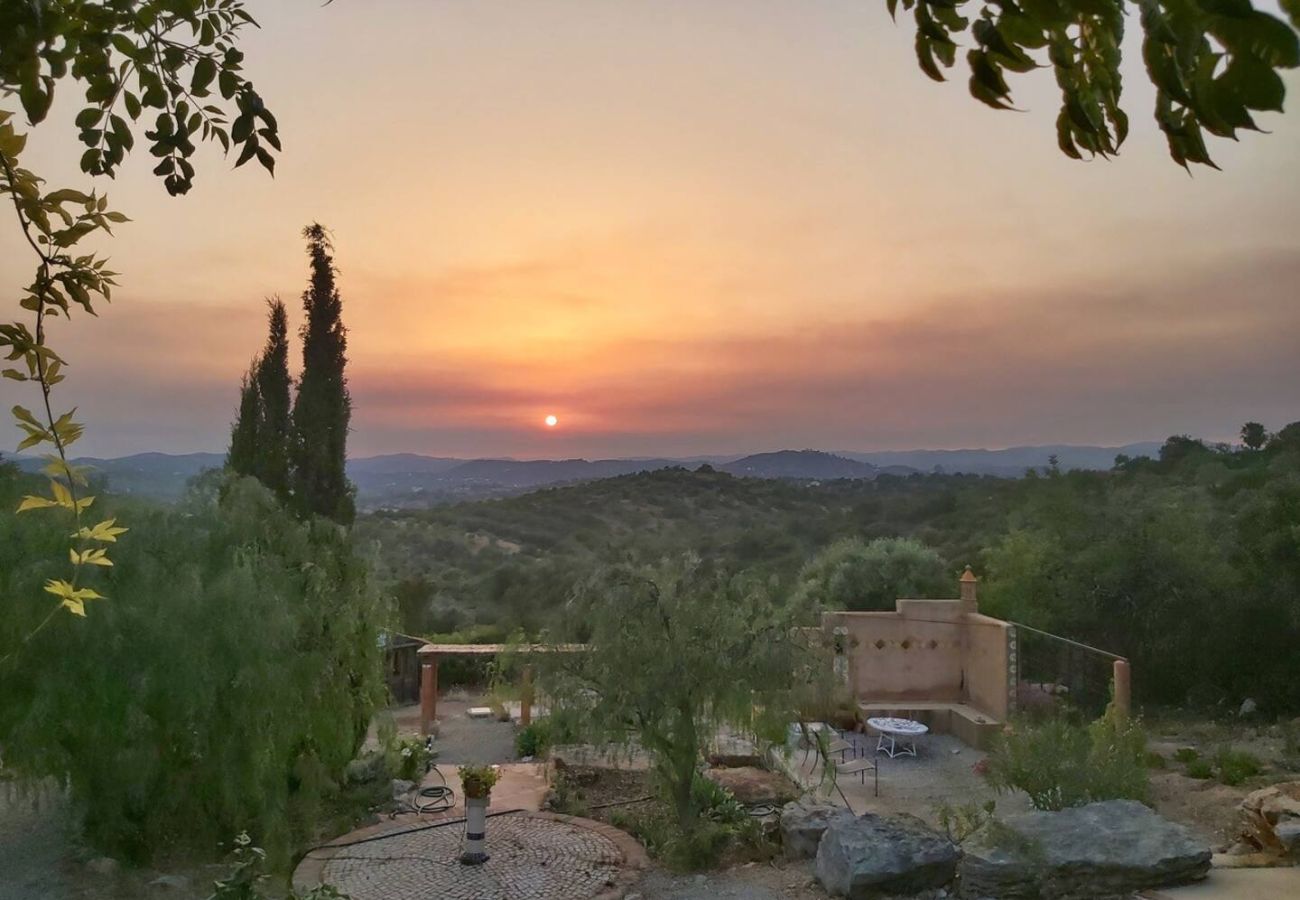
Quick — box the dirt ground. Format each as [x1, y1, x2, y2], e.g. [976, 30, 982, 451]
[630, 860, 825, 900]
[1145, 714, 1300, 849]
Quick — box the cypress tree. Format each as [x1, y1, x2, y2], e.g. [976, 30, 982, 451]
[290, 223, 355, 525]
[227, 363, 262, 476]
[253, 297, 292, 500]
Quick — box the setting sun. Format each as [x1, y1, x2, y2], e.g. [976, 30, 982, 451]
[545, 414, 559, 428]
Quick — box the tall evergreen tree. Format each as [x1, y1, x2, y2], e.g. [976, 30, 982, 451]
[227, 363, 262, 476]
[290, 223, 355, 525]
[253, 298, 292, 500]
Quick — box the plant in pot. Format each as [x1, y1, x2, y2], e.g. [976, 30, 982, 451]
[458, 765, 500, 864]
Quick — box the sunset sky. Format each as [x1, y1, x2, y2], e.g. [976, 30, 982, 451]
[3, 0, 1298, 459]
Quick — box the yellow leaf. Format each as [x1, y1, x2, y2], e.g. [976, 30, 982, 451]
[12, 405, 41, 428]
[49, 479, 73, 508]
[74, 518, 129, 543]
[81, 549, 112, 567]
[43, 579, 105, 616]
[17, 495, 57, 513]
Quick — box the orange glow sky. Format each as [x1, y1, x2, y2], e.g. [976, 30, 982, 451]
[3, 0, 1299, 458]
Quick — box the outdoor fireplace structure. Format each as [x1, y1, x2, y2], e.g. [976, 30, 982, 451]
[822, 567, 1131, 747]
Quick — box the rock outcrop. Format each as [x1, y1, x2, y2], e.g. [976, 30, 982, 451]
[958, 799, 1211, 898]
[815, 812, 958, 896]
[1240, 781, 1300, 859]
[780, 800, 853, 860]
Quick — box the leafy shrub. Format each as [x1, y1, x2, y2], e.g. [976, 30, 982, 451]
[207, 832, 350, 900]
[934, 800, 996, 844]
[609, 804, 741, 871]
[1146, 751, 1167, 769]
[515, 718, 552, 758]
[1173, 747, 1200, 765]
[545, 767, 589, 817]
[605, 777, 771, 870]
[1186, 759, 1214, 779]
[986, 709, 1149, 810]
[392, 736, 432, 782]
[1213, 748, 1263, 786]
[0, 476, 386, 867]
[459, 765, 500, 799]
[691, 775, 747, 825]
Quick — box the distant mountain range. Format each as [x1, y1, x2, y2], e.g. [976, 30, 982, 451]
[6, 442, 1162, 508]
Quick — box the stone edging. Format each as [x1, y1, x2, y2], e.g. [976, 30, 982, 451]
[291, 809, 649, 899]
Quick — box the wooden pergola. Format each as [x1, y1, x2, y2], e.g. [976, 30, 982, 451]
[416, 643, 586, 735]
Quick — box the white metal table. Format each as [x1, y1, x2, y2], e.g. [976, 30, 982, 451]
[866, 716, 928, 758]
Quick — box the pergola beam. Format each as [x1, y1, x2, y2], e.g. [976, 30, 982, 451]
[416, 642, 586, 735]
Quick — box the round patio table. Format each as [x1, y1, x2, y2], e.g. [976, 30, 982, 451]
[866, 716, 928, 758]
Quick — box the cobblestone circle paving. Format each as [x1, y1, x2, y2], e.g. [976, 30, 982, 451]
[315, 813, 625, 900]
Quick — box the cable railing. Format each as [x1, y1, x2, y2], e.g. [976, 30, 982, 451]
[1009, 622, 1123, 721]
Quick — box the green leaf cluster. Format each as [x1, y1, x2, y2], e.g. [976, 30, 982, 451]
[2, 0, 279, 194]
[890, 0, 1300, 168]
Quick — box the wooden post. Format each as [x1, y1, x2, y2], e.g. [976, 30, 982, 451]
[1112, 658, 1131, 720]
[520, 665, 534, 727]
[420, 657, 438, 735]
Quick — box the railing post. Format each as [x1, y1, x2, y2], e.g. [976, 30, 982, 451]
[1112, 659, 1131, 720]
[420, 657, 438, 735]
[520, 664, 534, 727]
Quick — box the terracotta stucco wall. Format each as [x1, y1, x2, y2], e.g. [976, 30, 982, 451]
[823, 601, 1012, 723]
[825, 601, 966, 702]
[964, 614, 1011, 721]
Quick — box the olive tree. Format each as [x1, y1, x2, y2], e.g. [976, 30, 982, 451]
[541, 557, 827, 832]
[792, 536, 950, 613]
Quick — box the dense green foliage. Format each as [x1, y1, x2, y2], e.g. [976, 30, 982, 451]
[364, 423, 1300, 712]
[892, 0, 1300, 169]
[291, 225, 355, 525]
[0, 463, 386, 866]
[792, 536, 949, 612]
[2, 1, 279, 194]
[229, 298, 292, 500]
[541, 558, 818, 834]
[986, 708, 1150, 810]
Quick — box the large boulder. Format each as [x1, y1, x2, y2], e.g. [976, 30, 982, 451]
[816, 812, 959, 896]
[1240, 781, 1300, 858]
[780, 800, 854, 860]
[959, 799, 1211, 898]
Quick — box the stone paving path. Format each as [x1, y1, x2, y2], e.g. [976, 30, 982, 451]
[296, 811, 645, 900]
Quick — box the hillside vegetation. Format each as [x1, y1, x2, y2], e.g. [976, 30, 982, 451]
[358, 425, 1300, 712]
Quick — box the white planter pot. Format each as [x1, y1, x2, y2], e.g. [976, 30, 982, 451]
[460, 795, 491, 865]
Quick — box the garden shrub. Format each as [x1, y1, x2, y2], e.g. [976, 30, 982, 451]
[934, 800, 997, 843]
[0, 475, 387, 867]
[515, 718, 552, 758]
[1173, 747, 1200, 765]
[986, 708, 1149, 810]
[207, 832, 350, 900]
[1213, 748, 1263, 786]
[605, 776, 770, 870]
[1186, 759, 1215, 779]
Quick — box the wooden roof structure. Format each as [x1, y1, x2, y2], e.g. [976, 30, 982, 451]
[416, 643, 587, 656]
